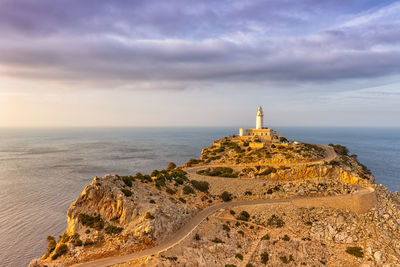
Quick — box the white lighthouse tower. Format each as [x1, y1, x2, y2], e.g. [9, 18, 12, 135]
[256, 106, 264, 129]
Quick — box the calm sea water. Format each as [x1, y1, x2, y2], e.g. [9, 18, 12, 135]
[0, 127, 399, 267]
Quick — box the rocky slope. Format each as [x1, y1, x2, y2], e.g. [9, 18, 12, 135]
[29, 136, 399, 267]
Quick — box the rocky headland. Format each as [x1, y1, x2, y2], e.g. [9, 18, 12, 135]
[29, 135, 400, 267]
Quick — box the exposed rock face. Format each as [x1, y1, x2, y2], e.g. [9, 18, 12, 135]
[67, 175, 193, 242]
[30, 174, 196, 266]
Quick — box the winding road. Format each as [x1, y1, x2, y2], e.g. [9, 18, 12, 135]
[72, 145, 373, 267]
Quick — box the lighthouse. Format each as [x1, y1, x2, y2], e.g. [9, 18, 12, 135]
[256, 106, 263, 129]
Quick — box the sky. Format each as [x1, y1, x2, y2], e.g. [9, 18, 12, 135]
[0, 0, 399, 127]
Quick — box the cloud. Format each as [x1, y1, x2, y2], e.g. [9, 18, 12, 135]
[0, 0, 399, 90]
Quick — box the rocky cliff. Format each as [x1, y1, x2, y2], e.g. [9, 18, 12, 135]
[29, 137, 400, 267]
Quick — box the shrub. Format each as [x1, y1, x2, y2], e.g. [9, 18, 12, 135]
[155, 177, 166, 188]
[261, 252, 269, 264]
[267, 215, 285, 228]
[186, 158, 201, 167]
[235, 253, 243, 260]
[221, 191, 233, 202]
[345, 246, 364, 258]
[197, 167, 238, 178]
[121, 188, 132, 197]
[166, 187, 177, 195]
[246, 264, 255, 267]
[151, 169, 159, 177]
[190, 180, 210, 192]
[122, 176, 133, 187]
[84, 239, 94, 246]
[237, 211, 250, 221]
[51, 244, 68, 260]
[167, 256, 178, 261]
[329, 144, 349, 155]
[178, 197, 186, 203]
[225, 265, 236, 267]
[43, 236, 56, 259]
[105, 225, 123, 235]
[279, 255, 294, 264]
[230, 210, 236, 215]
[279, 137, 288, 142]
[59, 232, 69, 243]
[212, 237, 224, 243]
[195, 233, 200, 240]
[166, 162, 176, 170]
[145, 212, 155, 220]
[78, 213, 104, 229]
[237, 230, 244, 236]
[149, 199, 156, 204]
[72, 239, 82, 246]
[282, 234, 290, 241]
[222, 224, 230, 232]
[183, 185, 195, 194]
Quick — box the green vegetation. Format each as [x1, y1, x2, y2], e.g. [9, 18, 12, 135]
[222, 224, 230, 232]
[43, 236, 56, 259]
[183, 185, 195, 194]
[70, 233, 82, 247]
[197, 167, 238, 178]
[221, 191, 233, 202]
[225, 265, 236, 267]
[212, 237, 224, 243]
[235, 253, 243, 260]
[186, 158, 202, 167]
[261, 252, 269, 264]
[345, 246, 364, 258]
[78, 214, 104, 230]
[237, 211, 250, 221]
[166, 162, 176, 170]
[190, 180, 210, 192]
[267, 214, 285, 228]
[244, 191, 252, 195]
[167, 256, 178, 261]
[84, 239, 94, 246]
[282, 234, 290, 241]
[222, 141, 243, 153]
[237, 230, 244, 236]
[166, 187, 177, 195]
[105, 225, 123, 235]
[51, 244, 68, 260]
[245, 264, 255, 267]
[279, 137, 288, 142]
[329, 144, 349, 155]
[59, 232, 69, 243]
[178, 197, 186, 203]
[122, 176, 134, 187]
[229, 210, 236, 215]
[149, 199, 156, 204]
[279, 255, 294, 264]
[195, 233, 200, 240]
[121, 188, 132, 197]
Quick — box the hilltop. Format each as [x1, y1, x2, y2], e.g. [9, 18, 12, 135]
[29, 135, 400, 267]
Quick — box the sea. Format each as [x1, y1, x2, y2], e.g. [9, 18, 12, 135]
[0, 127, 399, 267]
